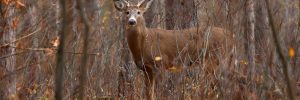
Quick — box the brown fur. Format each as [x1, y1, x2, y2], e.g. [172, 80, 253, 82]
[115, 0, 234, 99]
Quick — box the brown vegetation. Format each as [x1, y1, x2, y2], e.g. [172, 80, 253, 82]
[0, 0, 299, 99]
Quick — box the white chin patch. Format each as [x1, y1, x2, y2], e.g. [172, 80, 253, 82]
[128, 15, 137, 26]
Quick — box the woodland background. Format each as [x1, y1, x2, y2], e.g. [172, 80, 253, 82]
[0, 0, 300, 99]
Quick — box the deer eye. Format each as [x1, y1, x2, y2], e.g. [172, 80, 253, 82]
[126, 11, 130, 15]
[137, 11, 141, 14]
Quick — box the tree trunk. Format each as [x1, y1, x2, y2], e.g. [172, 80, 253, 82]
[55, 0, 72, 99]
[245, 0, 256, 79]
[145, 0, 165, 28]
[0, 2, 17, 99]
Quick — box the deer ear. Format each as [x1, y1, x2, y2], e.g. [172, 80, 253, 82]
[137, 0, 153, 11]
[114, 0, 129, 11]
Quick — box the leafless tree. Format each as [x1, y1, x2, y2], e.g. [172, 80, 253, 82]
[245, 0, 256, 80]
[0, 1, 17, 99]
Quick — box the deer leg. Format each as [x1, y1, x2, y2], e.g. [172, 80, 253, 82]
[143, 66, 156, 100]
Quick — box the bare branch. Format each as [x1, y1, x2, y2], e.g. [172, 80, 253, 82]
[0, 28, 41, 48]
[0, 51, 26, 59]
[0, 46, 101, 59]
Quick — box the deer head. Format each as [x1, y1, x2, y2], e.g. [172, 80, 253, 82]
[114, 0, 153, 26]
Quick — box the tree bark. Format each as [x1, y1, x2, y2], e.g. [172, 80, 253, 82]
[245, 0, 256, 78]
[0, 2, 17, 99]
[55, 0, 71, 99]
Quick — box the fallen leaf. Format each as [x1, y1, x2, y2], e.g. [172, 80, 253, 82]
[51, 37, 60, 47]
[289, 47, 295, 58]
[155, 56, 162, 61]
[240, 60, 248, 65]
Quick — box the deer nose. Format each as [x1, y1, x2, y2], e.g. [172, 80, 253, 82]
[128, 19, 136, 25]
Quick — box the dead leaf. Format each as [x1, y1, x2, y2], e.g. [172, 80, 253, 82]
[168, 66, 181, 73]
[12, 18, 18, 29]
[288, 47, 295, 58]
[240, 60, 248, 65]
[45, 48, 54, 56]
[51, 37, 60, 47]
[155, 56, 162, 61]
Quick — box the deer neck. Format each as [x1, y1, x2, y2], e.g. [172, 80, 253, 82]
[126, 21, 148, 60]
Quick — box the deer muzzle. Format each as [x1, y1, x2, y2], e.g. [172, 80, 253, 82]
[128, 17, 137, 26]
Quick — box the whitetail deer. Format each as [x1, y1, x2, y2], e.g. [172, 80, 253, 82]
[114, 0, 234, 99]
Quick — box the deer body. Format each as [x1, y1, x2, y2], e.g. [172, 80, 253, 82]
[114, 0, 233, 99]
[127, 26, 231, 70]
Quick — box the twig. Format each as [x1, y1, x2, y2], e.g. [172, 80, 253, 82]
[0, 51, 26, 59]
[0, 28, 40, 48]
[264, 0, 295, 99]
[0, 45, 101, 56]
[0, 46, 101, 60]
